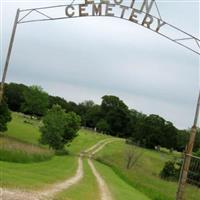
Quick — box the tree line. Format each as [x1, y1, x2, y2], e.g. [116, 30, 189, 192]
[2, 82, 200, 153]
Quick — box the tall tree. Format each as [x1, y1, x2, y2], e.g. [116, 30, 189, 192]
[4, 83, 28, 111]
[40, 105, 81, 150]
[96, 119, 110, 133]
[142, 114, 165, 148]
[176, 128, 200, 152]
[77, 100, 95, 126]
[101, 95, 130, 137]
[132, 114, 178, 149]
[176, 130, 189, 151]
[162, 121, 177, 149]
[22, 86, 49, 117]
[85, 105, 102, 128]
[66, 101, 78, 113]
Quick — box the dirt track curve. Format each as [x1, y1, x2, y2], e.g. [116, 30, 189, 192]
[1, 139, 115, 200]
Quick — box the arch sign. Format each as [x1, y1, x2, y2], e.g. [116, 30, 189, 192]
[16, 0, 200, 55]
[65, 0, 166, 33]
[1, 1, 200, 200]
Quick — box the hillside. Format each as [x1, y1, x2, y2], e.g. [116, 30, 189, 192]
[95, 141, 200, 200]
[1, 112, 199, 200]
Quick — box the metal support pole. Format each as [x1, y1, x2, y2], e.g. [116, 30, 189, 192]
[176, 91, 200, 200]
[0, 9, 20, 104]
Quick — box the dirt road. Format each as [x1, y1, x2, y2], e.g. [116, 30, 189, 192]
[1, 139, 115, 200]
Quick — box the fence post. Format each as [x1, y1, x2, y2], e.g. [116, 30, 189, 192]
[176, 92, 200, 200]
[0, 9, 20, 104]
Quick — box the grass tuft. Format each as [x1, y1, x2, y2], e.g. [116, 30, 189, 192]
[0, 136, 54, 163]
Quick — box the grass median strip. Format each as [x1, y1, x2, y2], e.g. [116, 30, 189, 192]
[67, 129, 112, 155]
[53, 158, 100, 200]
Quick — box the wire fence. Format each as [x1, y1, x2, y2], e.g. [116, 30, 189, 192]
[187, 154, 200, 188]
[182, 154, 200, 200]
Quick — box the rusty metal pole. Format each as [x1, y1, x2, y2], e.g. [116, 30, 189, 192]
[176, 91, 200, 200]
[0, 9, 20, 104]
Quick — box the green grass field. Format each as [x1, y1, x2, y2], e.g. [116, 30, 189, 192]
[1, 155, 77, 190]
[0, 112, 111, 191]
[67, 129, 112, 155]
[94, 160, 150, 200]
[5, 113, 41, 145]
[53, 158, 150, 200]
[4, 112, 111, 153]
[0, 136, 53, 163]
[1, 112, 199, 200]
[95, 140, 200, 200]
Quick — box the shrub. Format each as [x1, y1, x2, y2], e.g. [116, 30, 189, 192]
[160, 160, 180, 181]
[55, 149, 69, 156]
[195, 149, 200, 157]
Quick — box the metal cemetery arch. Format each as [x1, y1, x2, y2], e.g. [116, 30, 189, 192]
[1, 1, 200, 199]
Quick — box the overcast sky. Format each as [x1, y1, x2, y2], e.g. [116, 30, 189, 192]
[1, 0, 200, 129]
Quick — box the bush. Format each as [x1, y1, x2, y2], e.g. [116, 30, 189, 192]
[160, 160, 180, 181]
[55, 149, 69, 156]
[195, 149, 200, 157]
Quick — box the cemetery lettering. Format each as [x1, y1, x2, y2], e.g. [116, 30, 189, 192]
[65, 0, 166, 33]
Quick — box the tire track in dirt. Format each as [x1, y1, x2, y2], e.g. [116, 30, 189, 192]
[88, 159, 112, 200]
[1, 156, 83, 200]
[1, 139, 115, 200]
[83, 139, 112, 154]
[87, 139, 117, 200]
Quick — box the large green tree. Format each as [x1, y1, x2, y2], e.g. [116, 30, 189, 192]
[162, 121, 177, 149]
[0, 100, 11, 132]
[101, 95, 130, 137]
[40, 105, 81, 150]
[176, 128, 200, 152]
[85, 105, 102, 128]
[4, 83, 28, 111]
[77, 100, 95, 126]
[176, 130, 189, 151]
[48, 95, 68, 110]
[22, 86, 49, 117]
[132, 114, 177, 149]
[96, 119, 110, 133]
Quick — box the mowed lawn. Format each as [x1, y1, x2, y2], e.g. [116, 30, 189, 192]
[1, 156, 77, 190]
[94, 160, 150, 200]
[1, 112, 111, 191]
[95, 140, 200, 200]
[54, 158, 150, 200]
[5, 112, 41, 145]
[1, 113, 80, 190]
[3, 112, 197, 200]
[67, 129, 112, 155]
[4, 112, 112, 152]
